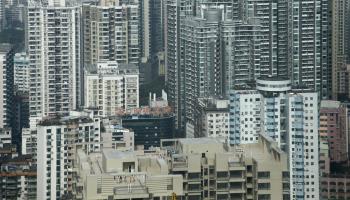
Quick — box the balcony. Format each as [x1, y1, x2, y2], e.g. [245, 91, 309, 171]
[172, 155, 188, 171]
[113, 185, 149, 199]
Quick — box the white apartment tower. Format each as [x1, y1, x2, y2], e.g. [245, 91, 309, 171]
[36, 112, 101, 200]
[14, 52, 29, 93]
[84, 61, 139, 116]
[27, 1, 81, 120]
[229, 77, 319, 200]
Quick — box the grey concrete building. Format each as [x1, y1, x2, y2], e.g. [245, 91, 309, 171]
[82, 3, 140, 66]
[0, 44, 14, 130]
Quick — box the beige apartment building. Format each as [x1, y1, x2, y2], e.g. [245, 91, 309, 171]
[84, 61, 139, 116]
[73, 135, 288, 200]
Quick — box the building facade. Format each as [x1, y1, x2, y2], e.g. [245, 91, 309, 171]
[27, 2, 81, 119]
[230, 77, 320, 200]
[36, 111, 101, 200]
[0, 154, 36, 200]
[320, 100, 349, 164]
[84, 61, 139, 116]
[101, 117, 135, 150]
[73, 136, 288, 200]
[0, 44, 14, 129]
[320, 176, 350, 200]
[194, 97, 229, 139]
[82, 3, 140, 66]
[120, 107, 175, 149]
[331, 0, 349, 100]
[14, 52, 29, 93]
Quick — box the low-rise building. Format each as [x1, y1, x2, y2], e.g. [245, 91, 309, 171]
[73, 135, 289, 200]
[73, 148, 183, 199]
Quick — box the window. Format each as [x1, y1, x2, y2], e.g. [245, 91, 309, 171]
[258, 172, 270, 179]
[258, 183, 270, 190]
[258, 194, 271, 200]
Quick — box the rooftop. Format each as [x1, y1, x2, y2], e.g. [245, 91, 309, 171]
[85, 61, 139, 75]
[178, 137, 223, 145]
[103, 148, 135, 160]
[0, 43, 12, 53]
[38, 115, 94, 126]
[198, 97, 229, 111]
[257, 76, 290, 82]
[321, 100, 341, 109]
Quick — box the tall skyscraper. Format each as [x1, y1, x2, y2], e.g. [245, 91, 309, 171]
[0, 44, 14, 129]
[150, 0, 164, 55]
[164, 0, 193, 130]
[180, 7, 263, 129]
[290, 1, 322, 96]
[0, 0, 5, 31]
[82, 3, 140, 66]
[230, 77, 320, 200]
[36, 112, 101, 199]
[331, 0, 349, 100]
[165, 0, 331, 131]
[27, 1, 81, 120]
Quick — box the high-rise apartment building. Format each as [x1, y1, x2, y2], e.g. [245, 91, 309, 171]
[165, 0, 331, 131]
[84, 61, 139, 116]
[194, 97, 229, 139]
[331, 0, 349, 100]
[290, 1, 322, 98]
[180, 7, 263, 130]
[150, 0, 164, 55]
[321, 0, 332, 100]
[230, 77, 319, 200]
[36, 111, 101, 200]
[223, 20, 262, 89]
[27, 1, 81, 120]
[82, 3, 140, 66]
[14, 52, 29, 93]
[0, 154, 37, 200]
[180, 8, 224, 127]
[164, 0, 193, 130]
[320, 176, 350, 200]
[0, 0, 5, 31]
[0, 44, 14, 129]
[320, 100, 349, 164]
